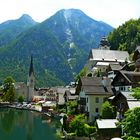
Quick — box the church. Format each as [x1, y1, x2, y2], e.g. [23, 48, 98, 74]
[15, 56, 35, 102]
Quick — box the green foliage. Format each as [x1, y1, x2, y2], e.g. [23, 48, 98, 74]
[120, 107, 140, 139]
[69, 114, 86, 136]
[18, 95, 24, 103]
[69, 114, 96, 137]
[101, 101, 115, 119]
[131, 87, 140, 100]
[0, 14, 37, 47]
[2, 76, 16, 103]
[66, 101, 77, 115]
[108, 18, 140, 53]
[87, 72, 92, 77]
[84, 124, 96, 137]
[75, 66, 87, 81]
[59, 108, 66, 113]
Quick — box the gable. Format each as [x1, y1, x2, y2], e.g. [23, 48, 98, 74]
[112, 72, 130, 86]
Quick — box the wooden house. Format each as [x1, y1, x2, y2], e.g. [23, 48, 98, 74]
[112, 70, 140, 92]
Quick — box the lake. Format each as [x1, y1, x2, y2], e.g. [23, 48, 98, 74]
[0, 108, 61, 140]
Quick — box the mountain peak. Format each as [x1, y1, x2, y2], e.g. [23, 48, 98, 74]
[19, 14, 37, 24]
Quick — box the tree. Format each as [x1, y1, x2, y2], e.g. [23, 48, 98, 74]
[119, 107, 140, 140]
[131, 87, 140, 100]
[66, 101, 77, 115]
[18, 95, 24, 104]
[69, 114, 86, 136]
[2, 76, 16, 103]
[101, 101, 115, 119]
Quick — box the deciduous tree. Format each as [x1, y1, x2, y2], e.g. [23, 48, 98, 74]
[119, 107, 140, 140]
[101, 101, 115, 119]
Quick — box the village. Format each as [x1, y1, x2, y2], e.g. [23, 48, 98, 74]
[0, 37, 140, 140]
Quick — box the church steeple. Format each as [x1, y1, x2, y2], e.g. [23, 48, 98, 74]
[29, 55, 34, 76]
[27, 55, 35, 102]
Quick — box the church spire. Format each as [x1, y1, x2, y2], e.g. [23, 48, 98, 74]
[27, 55, 35, 102]
[29, 55, 34, 76]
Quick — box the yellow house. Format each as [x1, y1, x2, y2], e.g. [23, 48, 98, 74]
[76, 76, 113, 122]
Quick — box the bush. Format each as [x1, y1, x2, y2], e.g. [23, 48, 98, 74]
[84, 124, 96, 136]
[18, 95, 24, 103]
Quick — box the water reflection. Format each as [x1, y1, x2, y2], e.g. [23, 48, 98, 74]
[0, 108, 60, 140]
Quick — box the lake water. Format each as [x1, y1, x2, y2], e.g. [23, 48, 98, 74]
[0, 108, 61, 140]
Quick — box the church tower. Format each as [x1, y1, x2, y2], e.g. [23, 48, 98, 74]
[27, 55, 35, 102]
[98, 37, 110, 50]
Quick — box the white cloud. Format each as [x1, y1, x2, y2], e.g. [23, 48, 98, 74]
[0, 0, 139, 27]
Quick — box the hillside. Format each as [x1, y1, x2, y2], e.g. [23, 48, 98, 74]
[108, 18, 140, 54]
[0, 14, 37, 47]
[0, 9, 113, 87]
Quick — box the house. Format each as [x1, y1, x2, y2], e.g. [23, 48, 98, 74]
[87, 37, 130, 76]
[96, 119, 121, 140]
[56, 87, 69, 106]
[76, 76, 113, 122]
[64, 88, 78, 102]
[133, 46, 140, 62]
[112, 70, 140, 92]
[15, 82, 28, 99]
[108, 63, 122, 80]
[109, 91, 140, 120]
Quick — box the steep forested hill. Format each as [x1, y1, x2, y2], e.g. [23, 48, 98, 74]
[0, 9, 113, 87]
[108, 18, 140, 54]
[0, 14, 37, 47]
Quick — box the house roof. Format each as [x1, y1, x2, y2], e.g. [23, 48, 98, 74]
[80, 77, 112, 95]
[96, 119, 118, 129]
[82, 86, 112, 95]
[81, 77, 111, 86]
[121, 91, 135, 100]
[120, 71, 140, 83]
[127, 101, 140, 109]
[89, 49, 130, 62]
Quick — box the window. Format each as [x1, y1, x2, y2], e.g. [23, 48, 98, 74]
[120, 86, 125, 91]
[95, 97, 99, 103]
[95, 108, 99, 113]
[87, 106, 88, 112]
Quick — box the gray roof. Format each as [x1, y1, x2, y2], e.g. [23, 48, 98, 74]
[96, 119, 118, 129]
[80, 77, 112, 95]
[121, 91, 135, 100]
[89, 49, 129, 62]
[81, 77, 112, 86]
[83, 86, 112, 95]
[127, 101, 140, 109]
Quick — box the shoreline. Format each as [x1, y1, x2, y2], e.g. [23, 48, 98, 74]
[0, 102, 60, 119]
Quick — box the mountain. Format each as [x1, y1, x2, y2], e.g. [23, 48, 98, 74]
[0, 9, 113, 87]
[0, 14, 37, 47]
[108, 18, 140, 54]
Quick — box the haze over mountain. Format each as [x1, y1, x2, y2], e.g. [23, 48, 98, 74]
[0, 9, 113, 87]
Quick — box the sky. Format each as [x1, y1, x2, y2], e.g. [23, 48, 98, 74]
[0, 0, 140, 28]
